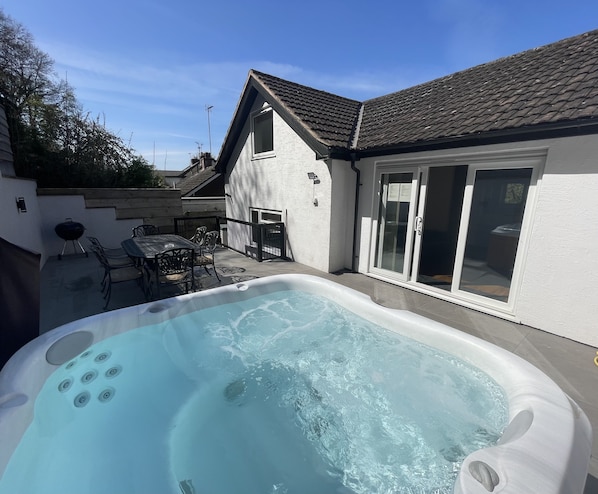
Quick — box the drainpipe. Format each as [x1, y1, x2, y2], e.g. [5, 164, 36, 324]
[350, 152, 360, 273]
[348, 103, 364, 273]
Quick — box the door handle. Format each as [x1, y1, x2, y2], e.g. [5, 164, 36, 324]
[415, 216, 423, 235]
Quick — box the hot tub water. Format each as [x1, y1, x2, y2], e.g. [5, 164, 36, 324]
[0, 289, 507, 494]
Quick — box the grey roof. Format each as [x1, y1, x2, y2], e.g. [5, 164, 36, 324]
[177, 167, 220, 196]
[156, 169, 184, 178]
[218, 29, 598, 168]
[358, 29, 598, 151]
[251, 71, 362, 149]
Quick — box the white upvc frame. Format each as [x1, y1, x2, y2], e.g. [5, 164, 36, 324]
[250, 106, 275, 159]
[368, 165, 420, 282]
[367, 150, 546, 316]
[450, 157, 543, 312]
[250, 207, 282, 224]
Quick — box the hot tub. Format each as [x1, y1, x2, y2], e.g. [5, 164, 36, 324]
[0, 275, 592, 493]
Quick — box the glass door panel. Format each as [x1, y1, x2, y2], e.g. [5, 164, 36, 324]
[457, 168, 533, 302]
[416, 166, 468, 290]
[373, 172, 414, 278]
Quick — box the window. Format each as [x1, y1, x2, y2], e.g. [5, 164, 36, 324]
[252, 108, 273, 156]
[250, 208, 282, 245]
[250, 208, 282, 228]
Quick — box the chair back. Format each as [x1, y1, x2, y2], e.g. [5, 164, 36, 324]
[155, 248, 195, 276]
[202, 231, 219, 254]
[190, 226, 208, 245]
[88, 236, 106, 251]
[89, 245, 109, 268]
[132, 224, 160, 237]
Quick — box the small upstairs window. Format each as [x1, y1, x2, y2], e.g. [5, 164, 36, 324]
[252, 108, 273, 156]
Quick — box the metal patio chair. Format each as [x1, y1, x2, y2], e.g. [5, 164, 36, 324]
[189, 226, 208, 246]
[195, 230, 221, 282]
[90, 246, 145, 310]
[151, 247, 196, 299]
[88, 243, 135, 293]
[87, 236, 128, 259]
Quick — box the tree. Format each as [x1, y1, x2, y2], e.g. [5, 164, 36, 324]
[0, 9, 164, 188]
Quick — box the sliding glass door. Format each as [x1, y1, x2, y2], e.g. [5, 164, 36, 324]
[371, 170, 418, 281]
[454, 167, 533, 303]
[370, 158, 540, 309]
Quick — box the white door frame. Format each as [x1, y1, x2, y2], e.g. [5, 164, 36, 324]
[368, 152, 545, 315]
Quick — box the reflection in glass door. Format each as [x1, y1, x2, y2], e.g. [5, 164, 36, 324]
[456, 168, 533, 302]
[373, 172, 415, 279]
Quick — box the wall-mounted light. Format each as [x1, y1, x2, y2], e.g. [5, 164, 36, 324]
[307, 173, 320, 207]
[16, 197, 27, 213]
[307, 172, 320, 184]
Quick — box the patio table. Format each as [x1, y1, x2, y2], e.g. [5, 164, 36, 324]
[121, 234, 198, 260]
[121, 234, 199, 299]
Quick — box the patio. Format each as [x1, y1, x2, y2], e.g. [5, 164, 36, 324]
[39, 246, 597, 489]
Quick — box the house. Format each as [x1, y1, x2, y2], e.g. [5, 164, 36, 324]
[156, 169, 185, 189]
[176, 152, 224, 197]
[156, 153, 224, 196]
[216, 29, 598, 347]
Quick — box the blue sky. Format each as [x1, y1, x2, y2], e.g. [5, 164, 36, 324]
[2, 1, 598, 170]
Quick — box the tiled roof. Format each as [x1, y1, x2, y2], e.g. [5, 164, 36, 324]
[251, 71, 362, 149]
[237, 30, 598, 160]
[177, 167, 219, 196]
[358, 29, 598, 150]
[218, 30, 598, 168]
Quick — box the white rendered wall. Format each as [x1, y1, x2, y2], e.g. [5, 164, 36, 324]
[37, 195, 142, 259]
[225, 98, 334, 272]
[515, 136, 598, 346]
[329, 159, 357, 272]
[355, 136, 598, 347]
[0, 174, 45, 261]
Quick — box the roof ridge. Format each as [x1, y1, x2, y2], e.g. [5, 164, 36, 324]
[350, 103, 364, 150]
[251, 70, 360, 104]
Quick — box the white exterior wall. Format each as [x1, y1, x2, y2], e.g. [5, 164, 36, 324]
[355, 136, 598, 346]
[0, 174, 45, 261]
[225, 98, 335, 272]
[516, 136, 598, 346]
[330, 159, 357, 271]
[37, 195, 142, 258]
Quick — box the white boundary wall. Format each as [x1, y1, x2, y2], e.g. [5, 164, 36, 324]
[0, 174, 44, 260]
[0, 174, 143, 267]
